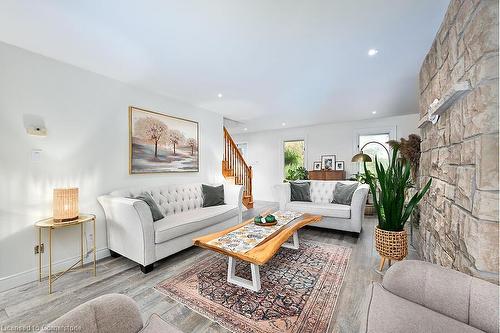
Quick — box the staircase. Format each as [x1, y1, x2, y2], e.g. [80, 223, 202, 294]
[223, 127, 253, 209]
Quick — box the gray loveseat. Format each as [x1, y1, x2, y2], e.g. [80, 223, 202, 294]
[39, 294, 181, 333]
[360, 260, 499, 333]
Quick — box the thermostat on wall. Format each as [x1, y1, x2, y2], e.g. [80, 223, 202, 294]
[31, 149, 42, 161]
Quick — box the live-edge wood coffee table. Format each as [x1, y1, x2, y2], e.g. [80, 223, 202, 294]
[193, 212, 321, 292]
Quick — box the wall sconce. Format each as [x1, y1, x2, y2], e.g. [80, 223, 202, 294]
[53, 188, 79, 222]
[27, 127, 48, 136]
[23, 114, 48, 137]
[418, 81, 471, 128]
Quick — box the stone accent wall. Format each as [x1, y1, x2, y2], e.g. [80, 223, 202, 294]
[417, 0, 499, 284]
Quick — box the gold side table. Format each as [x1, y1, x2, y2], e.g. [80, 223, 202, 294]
[35, 214, 96, 294]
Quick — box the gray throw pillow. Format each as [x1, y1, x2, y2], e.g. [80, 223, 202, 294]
[290, 182, 312, 202]
[134, 193, 164, 222]
[202, 184, 225, 207]
[332, 182, 358, 205]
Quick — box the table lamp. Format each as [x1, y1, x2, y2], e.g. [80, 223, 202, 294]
[53, 188, 79, 222]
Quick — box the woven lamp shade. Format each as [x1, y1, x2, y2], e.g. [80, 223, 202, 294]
[53, 188, 79, 222]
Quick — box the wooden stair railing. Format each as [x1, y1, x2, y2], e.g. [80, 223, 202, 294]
[223, 127, 253, 209]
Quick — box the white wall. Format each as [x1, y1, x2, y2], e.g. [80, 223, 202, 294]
[0, 42, 223, 291]
[232, 114, 418, 201]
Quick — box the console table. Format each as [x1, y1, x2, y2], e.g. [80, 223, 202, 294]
[308, 170, 346, 180]
[35, 214, 96, 293]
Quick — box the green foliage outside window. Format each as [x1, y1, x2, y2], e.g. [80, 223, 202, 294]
[284, 140, 306, 180]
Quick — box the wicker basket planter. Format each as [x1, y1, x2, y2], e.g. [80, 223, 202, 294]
[375, 226, 408, 270]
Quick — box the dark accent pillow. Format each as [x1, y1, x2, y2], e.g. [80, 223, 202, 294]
[134, 193, 164, 222]
[202, 184, 225, 207]
[290, 182, 312, 202]
[332, 183, 358, 205]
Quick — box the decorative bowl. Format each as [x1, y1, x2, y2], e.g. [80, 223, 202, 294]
[254, 214, 277, 226]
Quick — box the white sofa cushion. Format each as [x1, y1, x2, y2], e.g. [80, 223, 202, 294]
[154, 204, 239, 243]
[286, 201, 351, 219]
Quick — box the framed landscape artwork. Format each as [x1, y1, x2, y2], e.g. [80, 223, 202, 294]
[129, 106, 199, 174]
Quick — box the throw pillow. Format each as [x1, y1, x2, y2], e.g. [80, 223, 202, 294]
[202, 184, 225, 207]
[134, 193, 164, 222]
[290, 182, 312, 202]
[332, 182, 358, 205]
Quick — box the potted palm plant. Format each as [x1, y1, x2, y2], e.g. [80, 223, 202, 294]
[364, 146, 431, 271]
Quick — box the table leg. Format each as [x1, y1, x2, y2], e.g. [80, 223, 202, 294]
[281, 231, 299, 249]
[93, 218, 96, 276]
[80, 223, 84, 268]
[227, 257, 261, 292]
[48, 227, 52, 294]
[38, 227, 42, 282]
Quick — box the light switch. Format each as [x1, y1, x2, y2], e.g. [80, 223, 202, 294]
[31, 149, 42, 161]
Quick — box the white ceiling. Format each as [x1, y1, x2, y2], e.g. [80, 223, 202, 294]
[0, 0, 449, 133]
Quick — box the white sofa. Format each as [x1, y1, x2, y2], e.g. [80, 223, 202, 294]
[274, 180, 369, 234]
[98, 183, 243, 273]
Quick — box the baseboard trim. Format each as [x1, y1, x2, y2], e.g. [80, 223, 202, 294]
[0, 247, 110, 293]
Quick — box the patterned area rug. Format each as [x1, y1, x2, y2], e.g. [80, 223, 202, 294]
[156, 240, 351, 333]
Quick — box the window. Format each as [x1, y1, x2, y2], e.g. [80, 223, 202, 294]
[283, 140, 305, 179]
[358, 133, 390, 175]
[236, 142, 248, 159]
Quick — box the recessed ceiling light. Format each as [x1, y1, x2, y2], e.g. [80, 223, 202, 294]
[372, 110, 377, 114]
[217, 93, 223, 98]
[243, 127, 248, 131]
[282, 122, 286, 126]
[368, 49, 379, 56]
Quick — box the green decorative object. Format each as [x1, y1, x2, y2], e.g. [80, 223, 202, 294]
[285, 166, 309, 181]
[265, 214, 276, 223]
[363, 146, 432, 232]
[254, 215, 263, 223]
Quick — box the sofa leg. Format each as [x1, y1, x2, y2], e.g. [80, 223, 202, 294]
[140, 264, 154, 274]
[109, 250, 121, 258]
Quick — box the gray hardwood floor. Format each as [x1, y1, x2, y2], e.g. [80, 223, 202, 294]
[0, 201, 418, 332]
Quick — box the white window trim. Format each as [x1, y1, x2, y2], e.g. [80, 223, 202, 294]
[352, 126, 397, 174]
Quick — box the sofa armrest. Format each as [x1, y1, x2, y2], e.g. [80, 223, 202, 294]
[40, 294, 143, 333]
[273, 183, 291, 211]
[224, 183, 243, 224]
[97, 195, 156, 266]
[349, 184, 369, 233]
[224, 183, 244, 209]
[383, 260, 499, 333]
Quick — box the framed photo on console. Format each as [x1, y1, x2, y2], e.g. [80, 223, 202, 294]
[335, 160, 345, 171]
[321, 155, 336, 170]
[313, 161, 321, 170]
[129, 106, 199, 174]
